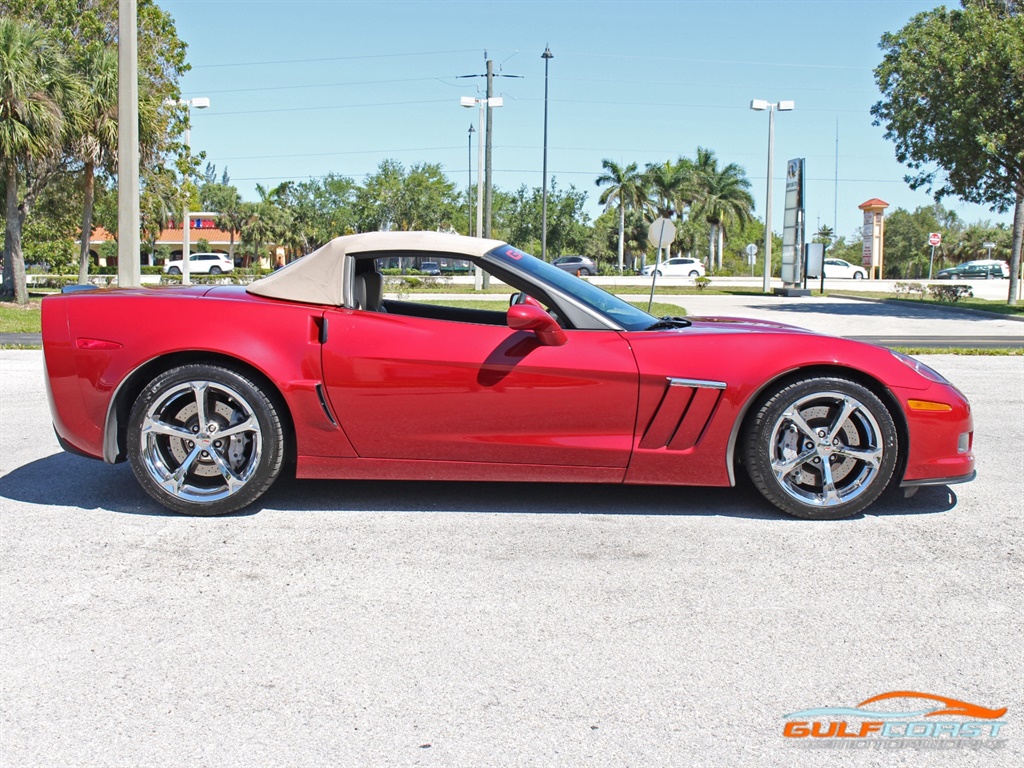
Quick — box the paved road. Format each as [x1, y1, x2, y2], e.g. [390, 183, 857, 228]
[1, 350, 1021, 768]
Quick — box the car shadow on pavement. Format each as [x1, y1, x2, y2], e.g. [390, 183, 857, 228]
[0, 453, 957, 520]
[0, 453, 257, 517]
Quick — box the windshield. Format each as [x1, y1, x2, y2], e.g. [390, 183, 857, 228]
[486, 245, 657, 331]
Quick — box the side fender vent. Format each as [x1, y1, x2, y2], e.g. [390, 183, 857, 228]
[639, 377, 726, 451]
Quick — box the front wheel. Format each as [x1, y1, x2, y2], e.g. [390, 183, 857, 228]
[743, 377, 899, 519]
[127, 364, 284, 516]
[167, 266, 181, 275]
[209, 266, 222, 275]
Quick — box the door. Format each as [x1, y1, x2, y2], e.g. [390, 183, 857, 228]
[321, 309, 639, 468]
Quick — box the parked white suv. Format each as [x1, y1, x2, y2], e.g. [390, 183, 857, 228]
[163, 252, 234, 276]
[641, 257, 706, 277]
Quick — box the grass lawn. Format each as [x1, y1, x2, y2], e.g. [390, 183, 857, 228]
[0, 300, 42, 333]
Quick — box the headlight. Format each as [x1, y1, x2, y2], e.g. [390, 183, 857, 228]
[890, 350, 949, 384]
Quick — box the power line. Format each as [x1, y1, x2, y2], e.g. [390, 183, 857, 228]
[190, 48, 481, 69]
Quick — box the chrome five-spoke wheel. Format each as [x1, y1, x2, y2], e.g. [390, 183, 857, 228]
[128, 364, 284, 516]
[744, 377, 899, 519]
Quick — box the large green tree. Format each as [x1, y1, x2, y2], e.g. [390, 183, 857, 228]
[3, 0, 187, 287]
[0, 17, 81, 303]
[354, 160, 459, 232]
[873, 0, 1024, 303]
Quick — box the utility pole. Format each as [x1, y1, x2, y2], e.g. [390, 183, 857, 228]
[484, 59, 494, 239]
[483, 59, 494, 288]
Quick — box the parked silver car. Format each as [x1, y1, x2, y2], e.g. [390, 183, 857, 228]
[552, 255, 596, 276]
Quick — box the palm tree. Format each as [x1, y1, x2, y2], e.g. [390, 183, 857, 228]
[693, 149, 754, 271]
[0, 18, 81, 304]
[140, 168, 183, 264]
[214, 199, 246, 266]
[644, 158, 698, 264]
[595, 160, 647, 272]
[73, 45, 117, 284]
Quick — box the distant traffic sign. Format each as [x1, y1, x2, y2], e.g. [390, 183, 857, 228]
[928, 232, 942, 246]
[648, 218, 676, 249]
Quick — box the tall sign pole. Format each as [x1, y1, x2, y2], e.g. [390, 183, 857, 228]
[117, 0, 141, 287]
[928, 232, 941, 279]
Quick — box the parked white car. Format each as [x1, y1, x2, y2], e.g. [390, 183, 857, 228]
[641, 257, 706, 278]
[163, 252, 234, 276]
[822, 258, 867, 279]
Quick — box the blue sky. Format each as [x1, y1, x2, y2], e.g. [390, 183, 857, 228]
[163, 0, 1012, 241]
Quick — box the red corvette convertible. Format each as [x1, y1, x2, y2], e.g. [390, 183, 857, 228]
[42, 232, 975, 519]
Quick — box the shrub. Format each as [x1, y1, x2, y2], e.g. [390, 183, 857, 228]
[694, 276, 712, 291]
[893, 281, 926, 299]
[927, 284, 973, 303]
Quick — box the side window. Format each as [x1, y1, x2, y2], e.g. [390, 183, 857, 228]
[360, 252, 564, 328]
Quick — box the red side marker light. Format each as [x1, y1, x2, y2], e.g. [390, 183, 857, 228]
[76, 338, 123, 351]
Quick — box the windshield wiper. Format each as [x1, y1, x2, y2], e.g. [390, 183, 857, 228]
[644, 316, 692, 331]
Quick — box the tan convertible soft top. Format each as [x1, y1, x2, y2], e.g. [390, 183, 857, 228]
[246, 231, 504, 306]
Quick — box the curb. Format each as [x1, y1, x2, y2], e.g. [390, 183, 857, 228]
[829, 293, 1024, 324]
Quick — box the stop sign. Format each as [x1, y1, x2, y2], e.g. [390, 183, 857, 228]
[928, 232, 942, 246]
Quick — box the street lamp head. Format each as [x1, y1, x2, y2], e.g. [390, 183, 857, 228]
[778, 100, 795, 111]
[468, 123, 475, 134]
[460, 96, 476, 108]
[487, 97, 504, 108]
[190, 97, 211, 110]
[542, 46, 553, 60]
[750, 99, 769, 111]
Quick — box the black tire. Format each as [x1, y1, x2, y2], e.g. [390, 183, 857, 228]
[689, 270, 700, 277]
[167, 266, 181, 275]
[578, 268, 591, 276]
[209, 266, 222, 275]
[655, 270, 662, 277]
[743, 376, 899, 519]
[854, 272, 864, 279]
[127, 364, 284, 516]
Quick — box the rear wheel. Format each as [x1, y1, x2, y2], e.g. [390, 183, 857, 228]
[744, 377, 898, 519]
[689, 270, 701, 277]
[127, 364, 284, 516]
[854, 271, 864, 279]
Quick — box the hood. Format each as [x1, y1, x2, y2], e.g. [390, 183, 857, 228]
[685, 315, 818, 334]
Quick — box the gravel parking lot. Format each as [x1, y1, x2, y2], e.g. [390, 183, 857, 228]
[1, 350, 1021, 768]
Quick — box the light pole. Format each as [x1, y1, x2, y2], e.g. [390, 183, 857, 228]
[750, 99, 794, 293]
[467, 124, 475, 235]
[117, 0, 141, 289]
[540, 46, 553, 261]
[177, 97, 210, 285]
[461, 95, 502, 289]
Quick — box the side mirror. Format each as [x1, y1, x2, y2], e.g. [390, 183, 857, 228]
[506, 304, 567, 347]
